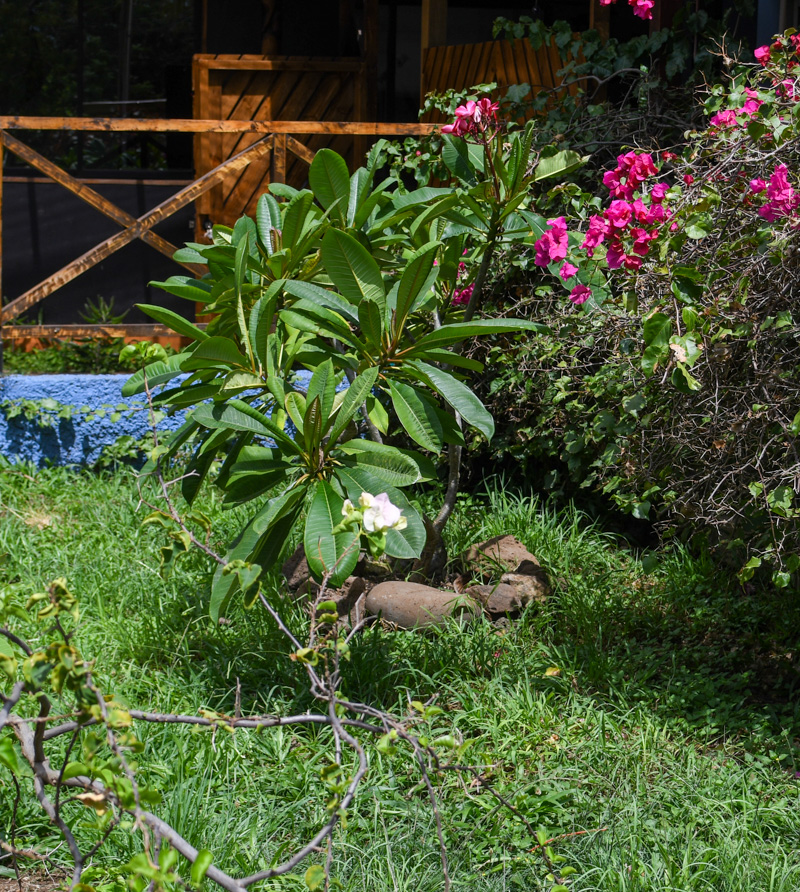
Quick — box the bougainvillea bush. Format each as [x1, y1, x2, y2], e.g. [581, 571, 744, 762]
[472, 32, 800, 587]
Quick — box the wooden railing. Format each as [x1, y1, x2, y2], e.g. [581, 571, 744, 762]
[0, 117, 436, 344]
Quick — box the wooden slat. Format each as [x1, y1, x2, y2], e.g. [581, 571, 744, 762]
[286, 135, 316, 165]
[0, 117, 437, 134]
[194, 57, 363, 72]
[0, 131, 203, 276]
[0, 135, 273, 323]
[2, 176, 193, 186]
[2, 324, 206, 340]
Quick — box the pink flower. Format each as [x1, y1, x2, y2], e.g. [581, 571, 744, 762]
[629, 0, 654, 19]
[452, 283, 474, 306]
[559, 261, 579, 280]
[650, 182, 669, 203]
[569, 284, 591, 305]
[455, 100, 479, 122]
[661, 151, 678, 162]
[605, 240, 627, 270]
[630, 227, 658, 255]
[534, 217, 569, 266]
[476, 98, 499, 120]
[750, 178, 767, 193]
[582, 214, 609, 256]
[607, 200, 633, 229]
[757, 163, 800, 221]
[754, 45, 772, 65]
[441, 117, 469, 136]
[624, 254, 642, 271]
[683, 174, 695, 185]
[710, 109, 737, 128]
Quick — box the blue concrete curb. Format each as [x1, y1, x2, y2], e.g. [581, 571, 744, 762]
[0, 375, 187, 467]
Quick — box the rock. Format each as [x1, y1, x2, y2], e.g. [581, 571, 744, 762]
[500, 570, 549, 604]
[460, 535, 541, 579]
[282, 544, 314, 594]
[333, 576, 367, 617]
[466, 583, 524, 617]
[365, 581, 480, 630]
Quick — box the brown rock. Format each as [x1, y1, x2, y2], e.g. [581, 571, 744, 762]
[282, 544, 313, 593]
[333, 576, 367, 616]
[466, 583, 525, 617]
[500, 570, 549, 604]
[460, 535, 541, 579]
[365, 581, 480, 630]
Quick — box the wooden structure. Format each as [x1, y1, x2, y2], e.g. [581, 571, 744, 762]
[192, 54, 378, 228]
[421, 36, 580, 122]
[0, 117, 435, 344]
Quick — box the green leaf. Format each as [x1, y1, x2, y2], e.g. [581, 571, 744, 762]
[387, 380, 443, 452]
[365, 393, 389, 434]
[684, 213, 712, 239]
[532, 146, 583, 181]
[0, 737, 20, 775]
[358, 297, 384, 348]
[136, 304, 209, 341]
[211, 489, 304, 620]
[321, 228, 385, 307]
[190, 850, 214, 888]
[395, 241, 439, 333]
[304, 481, 360, 587]
[283, 280, 358, 323]
[192, 400, 299, 453]
[338, 440, 422, 486]
[150, 275, 214, 303]
[788, 409, 800, 437]
[408, 319, 547, 354]
[304, 865, 326, 891]
[326, 367, 379, 447]
[671, 363, 701, 394]
[281, 190, 315, 251]
[256, 193, 282, 251]
[442, 134, 477, 184]
[306, 359, 337, 426]
[280, 305, 360, 348]
[181, 337, 250, 372]
[408, 360, 494, 440]
[309, 148, 350, 225]
[122, 353, 190, 396]
[643, 312, 672, 347]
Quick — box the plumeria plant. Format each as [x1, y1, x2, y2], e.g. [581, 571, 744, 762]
[123, 123, 580, 612]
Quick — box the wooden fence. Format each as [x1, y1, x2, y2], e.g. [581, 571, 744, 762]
[193, 55, 377, 227]
[0, 117, 435, 345]
[421, 36, 578, 121]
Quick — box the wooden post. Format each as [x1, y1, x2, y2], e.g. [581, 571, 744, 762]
[271, 133, 287, 183]
[589, 0, 611, 41]
[420, 0, 447, 104]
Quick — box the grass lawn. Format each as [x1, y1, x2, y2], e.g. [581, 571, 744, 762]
[2, 464, 800, 891]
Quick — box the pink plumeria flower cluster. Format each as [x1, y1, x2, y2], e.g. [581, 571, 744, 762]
[709, 88, 763, 129]
[749, 163, 800, 221]
[452, 249, 473, 305]
[441, 97, 500, 138]
[599, 0, 654, 20]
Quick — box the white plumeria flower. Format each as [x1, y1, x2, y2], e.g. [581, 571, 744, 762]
[341, 498, 356, 517]
[358, 492, 407, 533]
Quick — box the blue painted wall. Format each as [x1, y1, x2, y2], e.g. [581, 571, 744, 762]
[0, 375, 187, 467]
